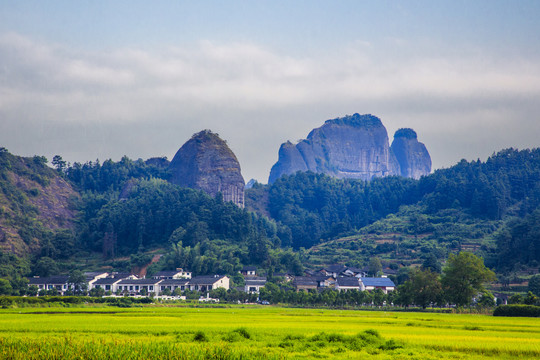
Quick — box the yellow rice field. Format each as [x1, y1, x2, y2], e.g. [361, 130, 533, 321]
[0, 306, 538, 359]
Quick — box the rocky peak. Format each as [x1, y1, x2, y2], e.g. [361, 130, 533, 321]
[269, 114, 431, 183]
[391, 128, 431, 179]
[168, 130, 245, 207]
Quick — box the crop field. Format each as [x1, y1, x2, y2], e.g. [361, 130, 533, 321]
[0, 306, 539, 359]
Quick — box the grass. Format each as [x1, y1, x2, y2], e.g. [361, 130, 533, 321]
[0, 305, 539, 359]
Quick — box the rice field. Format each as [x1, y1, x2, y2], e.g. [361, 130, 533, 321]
[0, 305, 539, 359]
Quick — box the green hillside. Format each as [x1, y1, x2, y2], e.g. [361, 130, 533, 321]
[1, 147, 540, 296]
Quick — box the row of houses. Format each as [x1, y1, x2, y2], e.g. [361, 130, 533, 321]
[28, 265, 397, 296]
[241, 265, 396, 294]
[27, 269, 227, 296]
[291, 275, 395, 293]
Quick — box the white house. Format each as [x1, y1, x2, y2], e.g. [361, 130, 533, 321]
[241, 266, 257, 277]
[187, 275, 230, 292]
[90, 277, 123, 292]
[28, 276, 70, 295]
[244, 277, 266, 294]
[116, 278, 163, 295]
[335, 277, 360, 292]
[158, 279, 190, 294]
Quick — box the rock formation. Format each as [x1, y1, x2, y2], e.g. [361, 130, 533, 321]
[169, 130, 245, 207]
[391, 128, 432, 179]
[268, 113, 431, 183]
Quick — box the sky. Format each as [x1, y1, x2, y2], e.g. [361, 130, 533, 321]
[1, 1, 540, 183]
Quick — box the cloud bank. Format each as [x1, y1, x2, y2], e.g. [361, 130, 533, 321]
[1, 32, 539, 182]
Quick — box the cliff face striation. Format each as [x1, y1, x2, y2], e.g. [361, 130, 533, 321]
[268, 113, 431, 183]
[169, 130, 245, 207]
[391, 128, 432, 179]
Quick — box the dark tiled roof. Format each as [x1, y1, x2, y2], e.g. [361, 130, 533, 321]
[323, 265, 347, 273]
[293, 277, 318, 286]
[159, 279, 190, 286]
[189, 275, 227, 285]
[382, 267, 398, 275]
[242, 266, 257, 271]
[85, 272, 107, 281]
[273, 273, 291, 277]
[153, 271, 184, 277]
[359, 277, 396, 287]
[117, 278, 163, 285]
[337, 277, 360, 287]
[245, 279, 267, 286]
[93, 278, 123, 285]
[27, 276, 69, 285]
[313, 275, 334, 281]
[109, 272, 135, 279]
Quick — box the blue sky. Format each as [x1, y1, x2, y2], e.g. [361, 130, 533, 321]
[1, 1, 540, 182]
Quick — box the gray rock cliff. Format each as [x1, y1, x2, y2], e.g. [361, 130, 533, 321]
[390, 128, 431, 179]
[169, 130, 245, 207]
[269, 113, 431, 183]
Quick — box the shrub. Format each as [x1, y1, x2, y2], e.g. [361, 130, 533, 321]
[493, 304, 540, 317]
[193, 331, 208, 342]
[232, 327, 251, 339]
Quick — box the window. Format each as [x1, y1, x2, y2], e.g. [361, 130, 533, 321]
[149, 286, 153, 291]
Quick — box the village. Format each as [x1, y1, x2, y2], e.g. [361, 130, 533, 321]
[26, 265, 396, 299]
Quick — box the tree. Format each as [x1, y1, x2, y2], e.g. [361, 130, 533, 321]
[523, 291, 539, 305]
[33, 257, 59, 277]
[528, 274, 540, 296]
[27, 285, 39, 296]
[0, 278, 13, 295]
[372, 288, 386, 307]
[476, 291, 495, 308]
[52, 155, 67, 174]
[68, 270, 87, 295]
[441, 252, 496, 307]
[368, 257, 383, 277]
[161, 288, 172, 296]
[89, 287, 105, 297]
[405, 269, 442, 309]
[422, 253, 442, 273]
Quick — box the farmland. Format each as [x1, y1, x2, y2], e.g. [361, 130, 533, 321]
[0, 306, 539, 359]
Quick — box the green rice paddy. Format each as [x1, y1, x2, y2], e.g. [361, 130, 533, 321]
[0, 306, 539, 359]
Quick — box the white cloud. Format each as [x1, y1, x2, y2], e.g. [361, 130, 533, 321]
[1, 32, 540, 182]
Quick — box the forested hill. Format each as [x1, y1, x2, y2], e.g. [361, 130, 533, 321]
[1, 146, 539, 294]
[0, 148, 78, 256]
[0, 150, 301, 292]
[246, 148, 540, 270]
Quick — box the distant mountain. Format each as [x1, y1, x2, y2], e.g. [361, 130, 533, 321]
[268, 113, 431, 183]
[169, 130, 245, 207]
